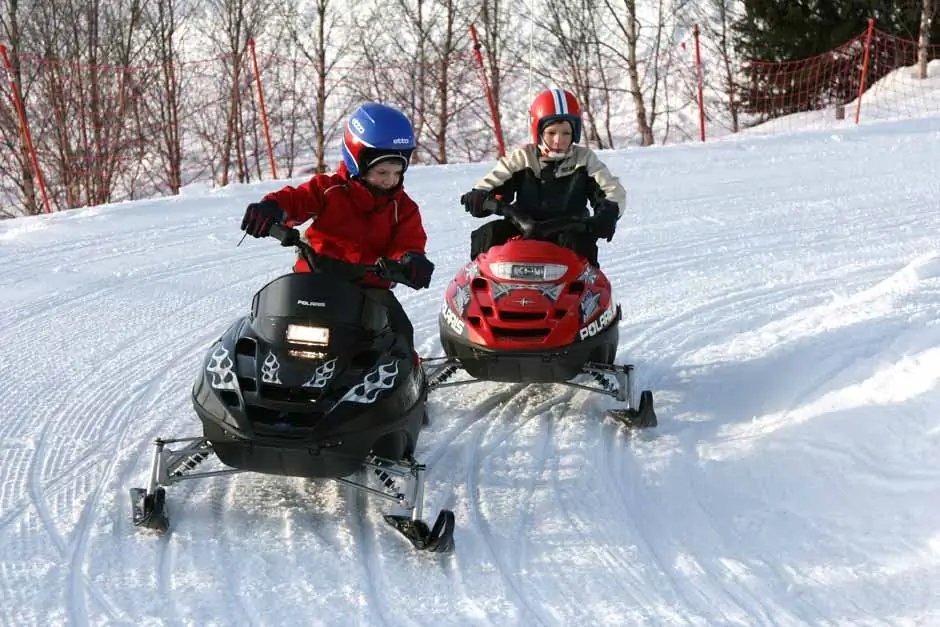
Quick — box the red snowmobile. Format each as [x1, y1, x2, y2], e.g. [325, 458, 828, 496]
[423, 201, 656, 428]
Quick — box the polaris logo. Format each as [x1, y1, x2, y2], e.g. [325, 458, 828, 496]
[441, 301, 465, 335]
[297, 300, 326, 307]
[579, 307, 614, 340]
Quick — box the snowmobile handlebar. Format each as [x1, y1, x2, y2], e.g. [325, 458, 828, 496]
[268, 223, 378, 281]
[481, 198, 599, 240]
[267, 223, 423, 288]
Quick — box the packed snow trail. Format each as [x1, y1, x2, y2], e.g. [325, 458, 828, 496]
[0, 118, 939, 625]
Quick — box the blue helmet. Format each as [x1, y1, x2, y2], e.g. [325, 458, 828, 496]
[341, 102, 416, 177]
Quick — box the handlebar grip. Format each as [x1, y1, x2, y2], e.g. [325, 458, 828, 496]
[481, 197, 503, 216]
[268, 222, 298, 247]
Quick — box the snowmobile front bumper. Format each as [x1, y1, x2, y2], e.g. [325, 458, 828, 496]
[439, 321, 619, 383]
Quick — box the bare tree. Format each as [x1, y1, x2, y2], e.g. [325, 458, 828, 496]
[94, 0, 148, 205]
[343, 0, 432, 160]
[692, 0, 742, 132]
[919, 0, 935, 79]
[647, 0, 697, 145]
[15, 0, 154, 209]
[422, 0, 474, 163]
[0, 0, 764, 217]
[602, 0, 654, 145]
[388, 0, 432, 160]
[530, 0, 615, 149]
[283, 0, 355, 173]
[347, 0, 478, 164]
[204, 0, 272, 185]
[594, 0, 695, 146]
[474, 0, 515, 142]
[477, 0, 504, 111]
[0, 0, 43, 215]
[590, 27, 617, 148]
[139, 0, 189, 194]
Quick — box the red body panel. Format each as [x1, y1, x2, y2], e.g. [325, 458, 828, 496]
[442, 239, 615, 351]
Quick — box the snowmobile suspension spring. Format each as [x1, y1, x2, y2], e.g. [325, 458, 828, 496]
[365, 454, 400, 492]
[592, 373, 618, 394]
[172, 452, 209, 477]
[374, 468, 397, 491]
[429, 365, 458, 388]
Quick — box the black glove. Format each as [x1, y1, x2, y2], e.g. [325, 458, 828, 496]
[378, 252, 435, 289]
[592, 200, 620, 242]
[241, 199, 285, 238]
[460, 189, 493, 218]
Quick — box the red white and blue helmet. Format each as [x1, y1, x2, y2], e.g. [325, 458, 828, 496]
[341, 102, 416, 177]
[528, 88, 582, 145]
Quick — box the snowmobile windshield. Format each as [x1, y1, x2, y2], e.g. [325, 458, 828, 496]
[250, 273, 389, 352]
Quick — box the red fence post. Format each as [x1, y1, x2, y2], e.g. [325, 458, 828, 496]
[249, 39, 278, 179]
[0, 44, 52, 213]
[694, 24, 706, 142]
[469, 24, 506, 157]
[855, 18, 876, 124]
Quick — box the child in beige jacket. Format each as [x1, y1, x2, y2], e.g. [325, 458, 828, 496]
[460, 88, 626, 266]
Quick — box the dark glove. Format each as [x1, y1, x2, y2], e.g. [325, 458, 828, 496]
[378, 252, 435, 289]
[592, 200, 620, 242]
[241, 199, 285, 238]
[460, 189, 493, 218]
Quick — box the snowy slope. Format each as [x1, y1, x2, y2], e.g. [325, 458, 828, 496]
[1, 116, 939, 625]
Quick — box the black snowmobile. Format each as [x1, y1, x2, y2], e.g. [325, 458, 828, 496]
[130, 223, 454, 552]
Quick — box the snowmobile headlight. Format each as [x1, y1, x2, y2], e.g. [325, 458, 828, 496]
[286, 324, 330, 346]
[490, 262, 568, 282]
[289, 349, 328, 360]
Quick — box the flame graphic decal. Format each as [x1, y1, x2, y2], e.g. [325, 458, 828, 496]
[206, 345, 238, 390]
[261, 350, 281, 384]
[337, 361, 400, 405]
[303, 357, 338, 388]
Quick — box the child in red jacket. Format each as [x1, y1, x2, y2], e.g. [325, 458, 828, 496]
[240, 102, 434, 348]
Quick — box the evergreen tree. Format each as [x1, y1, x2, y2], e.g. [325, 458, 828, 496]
[733, 0, 939, 121]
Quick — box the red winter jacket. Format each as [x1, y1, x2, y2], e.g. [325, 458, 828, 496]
[262, 162, 428, 288]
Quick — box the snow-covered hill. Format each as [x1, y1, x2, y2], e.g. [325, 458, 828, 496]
[1, 113, 939, 625]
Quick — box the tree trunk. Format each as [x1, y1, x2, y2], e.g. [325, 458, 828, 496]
[480, 0, 504, 134]
[1, 2, 42, 214]
[920, 0, 934, 79]
[221, 58, 239, 186]
[435, 1, 455, 164]
[315, 4, 327, 172]
[716, 0, 739, 132]
[623, 0, 654, 145]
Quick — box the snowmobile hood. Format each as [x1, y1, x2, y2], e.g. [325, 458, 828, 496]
[250, 272, 389, 357]
[440, 238, 617, 351]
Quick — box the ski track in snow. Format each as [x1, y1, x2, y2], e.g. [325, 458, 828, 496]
[1, 117, 939, 624]
[0, 222, 283, 624]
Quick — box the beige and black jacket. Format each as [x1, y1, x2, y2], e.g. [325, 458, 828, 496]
[471, 144, 626, 220]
